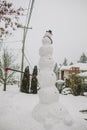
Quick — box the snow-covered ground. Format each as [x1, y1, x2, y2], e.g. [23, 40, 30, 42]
[0, 85, 87, 130]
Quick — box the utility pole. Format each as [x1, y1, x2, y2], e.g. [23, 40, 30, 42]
[0, 39, 3, 64]
[0, 39, 3, 51]
[20, 0, 35, 91]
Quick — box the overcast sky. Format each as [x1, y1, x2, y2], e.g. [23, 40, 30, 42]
[5, 0, 87, 68]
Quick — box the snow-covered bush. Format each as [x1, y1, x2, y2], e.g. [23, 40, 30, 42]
[69, 74, 83, 96]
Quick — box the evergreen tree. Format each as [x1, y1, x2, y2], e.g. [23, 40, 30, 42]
[31, 65, 38, 94]
[78, 52, 87, 63]
[69, 62, 73, 65]
[32, 65, 38, 76]
[21, 66, 30, 93]
[53, 63, 58, 73]
[63, 58, 68, 66]
[53, 63, 60, 80]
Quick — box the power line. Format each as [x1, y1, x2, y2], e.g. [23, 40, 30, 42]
[26, 48, 35, 66]
[20, 0, 35, 90]
[24, 53, 33, 70]
[2, 40, 22, 43]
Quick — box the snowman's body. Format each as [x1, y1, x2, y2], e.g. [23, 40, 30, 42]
[32, 87, 73, 130]
[32, 31, 87, 130]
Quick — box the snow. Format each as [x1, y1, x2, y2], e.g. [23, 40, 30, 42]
[0, 85, 87, 130]
[38, 70, 56, 88]
[37, 87, 59, 104]
[39, 45, 53, 58]
[77, 71, 87, 77]
[0, 31, 87, 130]
[56, 79, 65, 84]
[61, 63, 87, 71]
[38, 57, 54, 70]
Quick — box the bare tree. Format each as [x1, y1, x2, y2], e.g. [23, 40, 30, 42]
[0, 47, 19, 91]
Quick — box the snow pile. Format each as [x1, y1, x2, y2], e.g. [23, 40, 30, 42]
[32, 87, 73, 130]
[0, 85, 87, 130]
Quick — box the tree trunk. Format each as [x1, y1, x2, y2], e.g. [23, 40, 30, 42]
[3, 81, 6, 91]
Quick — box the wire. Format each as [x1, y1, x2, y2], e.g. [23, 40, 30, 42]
[26, 48, 35, 66]
[20, 0, 35, 84]
[22, 0, 34, 43]
[2, 40, 22, 43]
[21, 0, 35, 68]
[24, 53, 33, 70]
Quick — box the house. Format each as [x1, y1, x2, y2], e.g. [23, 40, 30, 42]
[59, 63, 87, 80]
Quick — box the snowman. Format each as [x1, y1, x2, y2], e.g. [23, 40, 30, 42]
[32, 30, 74, 130]
[32, 30, 87, 130]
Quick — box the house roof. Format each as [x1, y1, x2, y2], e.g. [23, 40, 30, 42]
[60, 63, 87, 71]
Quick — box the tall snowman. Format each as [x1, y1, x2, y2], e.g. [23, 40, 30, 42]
[32, 30, 87, 130]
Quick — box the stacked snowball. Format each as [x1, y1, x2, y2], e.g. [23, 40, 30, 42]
[32, 31, 73, 130]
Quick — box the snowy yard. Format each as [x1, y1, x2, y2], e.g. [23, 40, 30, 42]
[0, 85, 87, 130]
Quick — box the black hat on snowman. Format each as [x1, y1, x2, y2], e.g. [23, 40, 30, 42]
[46, 30, 53, 35]
[45, 30, 53, 44]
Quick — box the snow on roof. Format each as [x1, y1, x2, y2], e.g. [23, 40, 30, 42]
[77, 71, 87, 77]
[60, 63, 87, 71]
[60, 65, 71, 71]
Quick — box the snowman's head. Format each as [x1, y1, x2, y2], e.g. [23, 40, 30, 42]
[45, 30, 52, 38]
[38, 87, 59, 104]
[46, 30, 53, 35]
